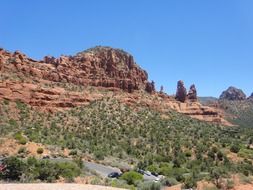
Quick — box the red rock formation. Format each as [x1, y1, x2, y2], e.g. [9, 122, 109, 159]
[145, 80, 155, 94]
[0, 46, 151, 93]
[175, 80, 187, 102]
[219, 86, 246, 101]
[187, 84, 197, 101]
[0, 46, 231, 125]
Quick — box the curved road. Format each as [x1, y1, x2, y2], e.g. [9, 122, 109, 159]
[0, 156, 159, 181]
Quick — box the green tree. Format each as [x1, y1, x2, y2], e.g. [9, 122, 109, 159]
[2, 157, 26, 181]
[230, 144, 240, 153]
[120, 171, 143, 185]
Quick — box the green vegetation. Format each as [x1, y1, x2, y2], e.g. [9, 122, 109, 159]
[120, 171, 143, 185]
[36, 147, 44, 154]
[219, 100, 253, 128]
[14, 132, 27, 145]
[1, 98, 253, 188]
[0, 156, 81, 182]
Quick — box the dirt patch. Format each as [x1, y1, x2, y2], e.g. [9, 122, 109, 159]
[232, 184, 253, 190]
[0, 138, 50, 157]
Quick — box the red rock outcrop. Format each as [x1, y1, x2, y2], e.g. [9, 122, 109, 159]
[187, 84, 197, 102]
[0, 81, 105, 111]
[175, 80, 187, 102]
[0, 46, 151, 93]
[0, 47, 231, 125]
[219, 86, 246, 101]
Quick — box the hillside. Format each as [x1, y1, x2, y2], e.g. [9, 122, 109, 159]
[1, 96, 253, 188]
[218, 100, 253, 128]
[1, 46, 253, 189]
[201, 87, 253, 128]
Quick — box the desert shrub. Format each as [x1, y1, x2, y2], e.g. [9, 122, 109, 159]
[185, 151, 192, 157]
[94, 150, 105, 160]
[217, 151, 224, 161]
[161, 177, 178, 186]
[138, 181, 161, 190]
[55, 162, 81, 181]
[1, 156, 81, 182]
[1, 156, 26, 181]
[69, 150, 77, 156]
[3, 99, 9, 105]
[110, 179, 136, 190]
[14, 133, 27, 145]
[18, 147, 27, 154]
[230, 144, 240, 153]
[73, 156, 84, 169]
[9, 119, 17, 127]
[225, 179, 234, 189]
[146, 164, 159, 174]
[120, 171, 143, 185]
[37, 148, 44, 154]
[183, 174, 197, 189]
[90, 176, 104, 185]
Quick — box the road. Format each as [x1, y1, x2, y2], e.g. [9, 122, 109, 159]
[83, 161, 159, 181]
[84, 161, 121, 178]
[0, 156, 159, 181]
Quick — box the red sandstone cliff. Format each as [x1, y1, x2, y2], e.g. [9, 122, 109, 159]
[0, 46, 231, 125]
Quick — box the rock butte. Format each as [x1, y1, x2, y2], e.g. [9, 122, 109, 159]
[0, 46, 231, 125]
[219, 86, 246, 101]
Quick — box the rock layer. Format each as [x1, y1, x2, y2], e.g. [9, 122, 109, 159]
[0, 47, 230, 125]
[0, 47, 153, 93]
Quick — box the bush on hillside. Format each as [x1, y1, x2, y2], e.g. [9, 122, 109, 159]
[120, 171, 143, 185]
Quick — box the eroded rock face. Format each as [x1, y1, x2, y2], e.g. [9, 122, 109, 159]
[145, 81, 155, 94]
[175, 80, 187, 102]
[187, 84, 197, 101]
[0, 46, 151, 93]
[219, 86, 246, 101]
[0, 47, 231, 125]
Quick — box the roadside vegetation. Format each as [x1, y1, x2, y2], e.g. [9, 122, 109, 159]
[0, 156, 81, 182]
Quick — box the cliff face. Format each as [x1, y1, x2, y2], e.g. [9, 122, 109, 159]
[0, 46, 230, 125]
[0, 46, 152, 93]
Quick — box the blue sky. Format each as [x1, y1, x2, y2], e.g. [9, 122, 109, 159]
[1, 0, 253, 97]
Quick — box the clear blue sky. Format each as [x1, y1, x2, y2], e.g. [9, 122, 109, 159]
[1, 0, 253, 97]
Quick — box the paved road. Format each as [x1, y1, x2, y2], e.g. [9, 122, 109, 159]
[84, 161, 122, 178]
[0, 156, 159, 181]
